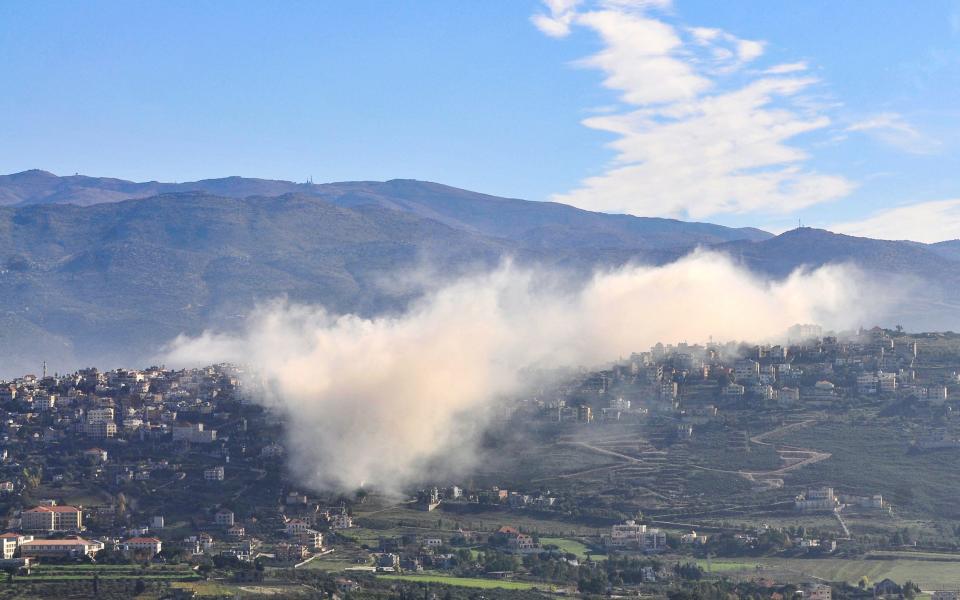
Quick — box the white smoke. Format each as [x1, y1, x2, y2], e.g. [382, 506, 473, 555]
[164, 251, 894, 493]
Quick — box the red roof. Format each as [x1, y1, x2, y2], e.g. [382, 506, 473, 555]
[125, 537, 160, 544]
[23, 538, 95, 546]
[25, 505, 80, 513]
[0, 532, 23, 538]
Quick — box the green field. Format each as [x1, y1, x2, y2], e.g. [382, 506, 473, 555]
[540, 537, 605, 561]
[698, 557, 960, 586]
[17, 564, 199, 583]
[377, 574, 548, 590]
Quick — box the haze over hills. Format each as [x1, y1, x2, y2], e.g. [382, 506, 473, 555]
[0, 170, 770, 248]
[0, 170, 957, 376]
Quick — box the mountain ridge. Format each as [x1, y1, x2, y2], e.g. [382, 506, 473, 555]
[0, 170, 956, 377]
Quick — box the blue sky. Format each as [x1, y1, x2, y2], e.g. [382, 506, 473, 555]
[2, 1, 959, 241]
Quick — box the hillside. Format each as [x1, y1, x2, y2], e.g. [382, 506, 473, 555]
[0, 173, 958, 376]
[0, 193, 515, 375]
[0, 170, 770, 249]
[716, 228, 960, 330]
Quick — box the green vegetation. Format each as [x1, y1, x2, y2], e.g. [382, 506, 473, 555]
[698, 557, 960, 585]
[377, 574, 546, 590]
[540, 537, 603, 561]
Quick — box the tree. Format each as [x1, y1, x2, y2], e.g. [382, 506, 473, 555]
[902, 581, 920, 600]
[858, 576, 870, 590]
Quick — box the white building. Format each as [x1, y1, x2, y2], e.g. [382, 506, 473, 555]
[20, 537, 103, 558]
[795, 487, 840, 512]
[285, 519, 310, 535]
[329, 513, 353, 530]
[121, 537, 162, 557]
[204, 466, 225, 481]
[608, 520, 667, 552]
[0, 533, 33, 559]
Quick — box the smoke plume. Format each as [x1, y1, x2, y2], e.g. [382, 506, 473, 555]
[164, 251, 893, 493]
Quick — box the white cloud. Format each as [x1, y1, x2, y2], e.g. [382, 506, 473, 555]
[846, 112, 941, 155]
[765, 62, 808, 74]
[531, 0, 584, 37]
[831, 199, 960, 244]
[535, 1, 853, 219]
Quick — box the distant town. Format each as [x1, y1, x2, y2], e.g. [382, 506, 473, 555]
[0, 325, 959, 598]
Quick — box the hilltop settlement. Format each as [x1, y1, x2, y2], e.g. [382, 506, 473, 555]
[0, 326, 959, 598]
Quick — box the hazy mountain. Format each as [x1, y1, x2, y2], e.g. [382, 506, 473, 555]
[0, 170, 770, 249]
[928, 239, 960, 262]
[716, 228, 960, 330]
[0, 171, 957, 376]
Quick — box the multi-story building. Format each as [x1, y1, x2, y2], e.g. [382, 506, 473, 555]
[21, 505, 83, 532]
[121, 537, 162, 557]
[19, 537, 103, 558]
[795, 487, 839, 512]
[329, 513, 353, 530]
[82, 421, 117, 439]
[295, 530, 323, 550]
[214, 509, 234, 527]
[173, 422, 218, 444]
[0, 533, 33, 559]
[608, 520, 667, 552]
[204, 466, 225, 481]
[804, 584, 832, 600]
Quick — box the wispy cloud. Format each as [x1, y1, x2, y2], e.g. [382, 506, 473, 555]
[533, 0, 853, 219]
[845, 112, 941, 155]
[765, 62, 808, 75]
[831, 199, 960, 243]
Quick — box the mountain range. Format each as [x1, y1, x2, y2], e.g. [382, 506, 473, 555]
[0, 170, 956, 376]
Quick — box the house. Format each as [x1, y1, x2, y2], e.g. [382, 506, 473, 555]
[21, 505, 83, 532]
[227, 525, 246, 539]
[803, 583, 832, 600]
[680, 530, 709, 545]
[214, 509, 235, 527]
[423, 537, 443, 548]
[0, 533, 33, 559]
[507, 533, 538, 553]
[295, 530, 323, 550]
[285, 519, 309, 535]
[493, 525, 538, 553]
[932, 592, 959, 600]
[121, 537, 162, 557]
[20, 537, 103, 558]
[329, 513, 353, 529]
